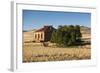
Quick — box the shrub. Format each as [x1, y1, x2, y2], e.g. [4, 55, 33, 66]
[50, 25, 82, 47]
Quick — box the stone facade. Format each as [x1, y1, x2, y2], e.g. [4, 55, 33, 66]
[33, 26, 55, 42]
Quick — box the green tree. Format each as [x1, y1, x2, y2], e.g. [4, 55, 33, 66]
[75, 25, 82, 42]
[50, 25, 82, 47]
[50, 30, 57, 43]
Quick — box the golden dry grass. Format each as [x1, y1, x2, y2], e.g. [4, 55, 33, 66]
[23, 43, 91, 62]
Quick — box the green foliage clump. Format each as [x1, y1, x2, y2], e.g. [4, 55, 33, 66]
[50, 25, 82, 47]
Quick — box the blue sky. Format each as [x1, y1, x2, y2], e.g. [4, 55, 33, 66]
[23, 10, 91, 31]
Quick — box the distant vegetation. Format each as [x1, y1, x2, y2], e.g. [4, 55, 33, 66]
[23, 30, 28, 32]
[23, 29, 36, 32]
[50, 25, 82, 47]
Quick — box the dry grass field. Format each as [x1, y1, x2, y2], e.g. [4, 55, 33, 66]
[23, 27, 91, 62]
[23, 43, 91, 62]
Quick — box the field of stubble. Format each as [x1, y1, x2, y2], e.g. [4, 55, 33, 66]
[23, 43, 91, 62]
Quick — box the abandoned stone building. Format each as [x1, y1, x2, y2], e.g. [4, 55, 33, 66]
[33, 26, 55, 42]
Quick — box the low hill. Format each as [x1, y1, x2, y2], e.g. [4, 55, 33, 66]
[80, 26, 91, 42]
[23, 30, 35, 42]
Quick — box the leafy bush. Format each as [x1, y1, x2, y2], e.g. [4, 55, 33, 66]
[50, 25, 82, 47]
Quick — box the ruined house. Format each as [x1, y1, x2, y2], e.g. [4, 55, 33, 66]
[33, 26, 55, 42]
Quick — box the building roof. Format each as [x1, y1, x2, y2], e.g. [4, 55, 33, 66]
[35, 26, 55, 32]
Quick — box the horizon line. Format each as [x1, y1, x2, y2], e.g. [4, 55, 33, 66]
[23, 24, 91, 31]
